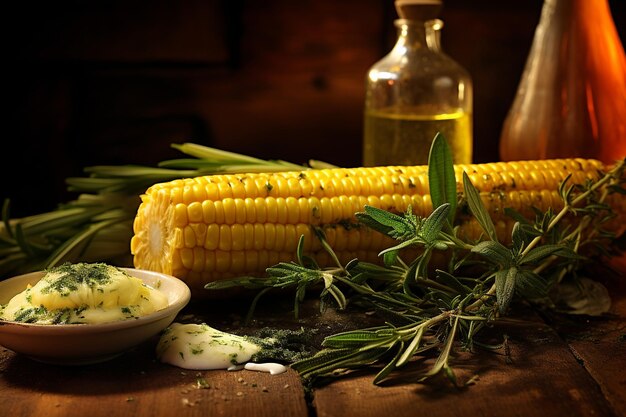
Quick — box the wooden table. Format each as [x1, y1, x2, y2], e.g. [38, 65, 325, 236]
[1, 277, 625, 417]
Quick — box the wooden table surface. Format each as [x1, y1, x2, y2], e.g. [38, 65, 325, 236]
[1, 273, 625, 417]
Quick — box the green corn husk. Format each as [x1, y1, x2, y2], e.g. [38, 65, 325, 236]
[0, 143, 311, 279]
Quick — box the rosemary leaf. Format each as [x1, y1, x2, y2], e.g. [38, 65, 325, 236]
[428, 132, 457, 225]
[463, 172, 498, 242]
[494, 267, 518, 314]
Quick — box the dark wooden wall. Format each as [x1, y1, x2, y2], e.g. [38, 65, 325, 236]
[4, 0, 626, 217]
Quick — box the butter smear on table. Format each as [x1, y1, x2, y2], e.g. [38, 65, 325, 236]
[0, 263, 168, 324]
[156, 323, 287, 374]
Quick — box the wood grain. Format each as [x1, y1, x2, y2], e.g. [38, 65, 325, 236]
[563, 315, 626, 417]
[550, 262, 626, 417]
[312, 313, 619, 417]
[0, 339, 308, 417]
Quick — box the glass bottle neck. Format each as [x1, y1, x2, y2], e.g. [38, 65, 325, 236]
[393, 19, 443, 52]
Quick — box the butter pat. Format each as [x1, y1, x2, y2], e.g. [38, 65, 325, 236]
[0, 263, 168, 324]
[156, 323, 261, 370]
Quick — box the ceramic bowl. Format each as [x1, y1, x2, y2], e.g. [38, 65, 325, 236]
[0, 268, 190, 365]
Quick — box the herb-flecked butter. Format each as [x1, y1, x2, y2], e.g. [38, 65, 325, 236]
[0, 263, 168, 324]
[156, 323, 261, 370]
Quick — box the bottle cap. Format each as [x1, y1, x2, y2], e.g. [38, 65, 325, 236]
[395, 0, 443, 21]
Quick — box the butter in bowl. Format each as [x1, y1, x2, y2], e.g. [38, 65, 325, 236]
[0, 263, 190, 365]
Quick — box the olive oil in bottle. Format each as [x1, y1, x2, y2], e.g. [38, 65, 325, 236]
[363, 0, 473, 166]
[363, 108, 472, 166]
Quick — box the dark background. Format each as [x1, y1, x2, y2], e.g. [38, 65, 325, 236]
[4, 0, 626, 218]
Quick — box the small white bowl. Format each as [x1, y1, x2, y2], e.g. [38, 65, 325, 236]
[0, 268, 190, 365]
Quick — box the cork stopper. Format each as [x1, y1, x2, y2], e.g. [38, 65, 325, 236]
[395, 0, 442, 21]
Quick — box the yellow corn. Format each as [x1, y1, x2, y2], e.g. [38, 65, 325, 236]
[131, 159, 625, 293]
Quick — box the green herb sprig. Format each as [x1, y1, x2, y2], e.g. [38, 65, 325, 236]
[206, 134, 626, 386]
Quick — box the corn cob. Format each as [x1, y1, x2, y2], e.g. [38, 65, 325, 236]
[131, 159, 626, 293]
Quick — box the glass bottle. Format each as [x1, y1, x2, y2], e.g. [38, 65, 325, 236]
[499, 0, 626, 164]
[363, 0, 473, 167]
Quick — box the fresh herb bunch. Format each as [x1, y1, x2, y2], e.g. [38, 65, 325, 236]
[206, 134, 626, 386]
[0, 144, 321, 279]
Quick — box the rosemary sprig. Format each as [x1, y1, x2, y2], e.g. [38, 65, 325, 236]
[206, 136, 626, 386]
[0, 143, 307, 279]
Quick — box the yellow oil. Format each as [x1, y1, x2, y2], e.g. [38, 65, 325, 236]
[363, 109, 472, 166]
